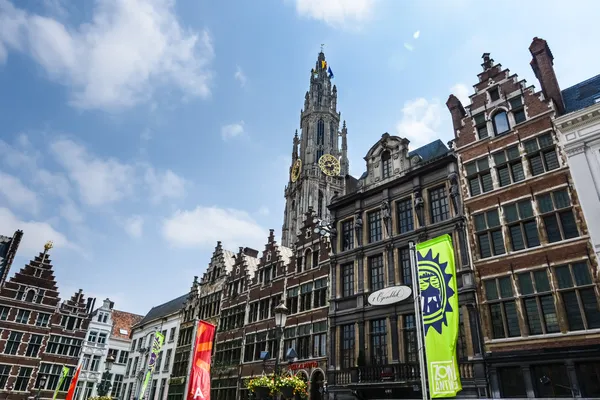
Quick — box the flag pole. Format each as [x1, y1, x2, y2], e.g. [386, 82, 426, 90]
[409, 241, 428, 400]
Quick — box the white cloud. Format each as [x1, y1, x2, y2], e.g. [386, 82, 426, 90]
[404, 43, 414, 51]
[0, 207, 72, 253]
[396, 97, 445, 149]
[59, 201, 84, 224]
[162, 206, 266, 250]
[234, 65, 247, 87]
[221, 121, 245, 141]
[292, 0, 375, 27]
[257, 206, 270, 216]
[144, 167, 187, 204]
[124, 215, 144, 238]
[413, 30, 420, 39]
[449, 83, 470, 106]
[50, 138, 135, 207]
[0, 0, 214, 110]
[0, 172, 39, 214]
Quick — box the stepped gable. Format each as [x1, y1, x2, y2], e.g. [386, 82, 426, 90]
[286, 207, 331, 275]
[199, 241, 236, 285]
[0, 244, 60, 309]
[111, 310, 143, 340]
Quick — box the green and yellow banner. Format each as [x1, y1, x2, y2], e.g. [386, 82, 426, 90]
[416, 234, 462, 398]
[52, 365, 70, 400]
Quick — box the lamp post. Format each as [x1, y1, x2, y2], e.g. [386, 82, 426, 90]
[273, 301, 289, 379]
[36, 374, 47, 400]
[97, 354, 115, 397]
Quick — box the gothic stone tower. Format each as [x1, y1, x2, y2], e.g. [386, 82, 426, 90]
[282, 51, 349, 247]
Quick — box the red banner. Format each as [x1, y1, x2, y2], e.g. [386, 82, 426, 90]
[65, 364, 81, 400]
[187, 321, 216, 400]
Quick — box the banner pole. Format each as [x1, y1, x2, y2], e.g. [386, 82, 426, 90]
[183, 318, 200, 398]
[409, 241, 428, 400]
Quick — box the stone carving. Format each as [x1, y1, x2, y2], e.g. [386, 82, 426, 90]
[381, 200, 391, 237]
[414, 189, 424, 227]
[354, 213, 363, 246]
[448, 172, 460, 215]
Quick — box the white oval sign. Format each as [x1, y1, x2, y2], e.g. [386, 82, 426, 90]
[368, 285, 412, 306]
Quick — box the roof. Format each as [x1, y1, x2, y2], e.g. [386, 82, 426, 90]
[134, 293, 188, 328]
[222, 249, 236, 273]
[408, 139, 449, 162]
[562, 74, 600, 114]
[278, 246, 293, 265]
[244, 254, 259, 278]
[111, 310, 144, 340]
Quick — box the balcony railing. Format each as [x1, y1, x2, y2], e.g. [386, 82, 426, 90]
[328, 361, 475, 386]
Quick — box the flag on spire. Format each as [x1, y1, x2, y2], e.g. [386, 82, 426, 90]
[328, 66, 334, 79]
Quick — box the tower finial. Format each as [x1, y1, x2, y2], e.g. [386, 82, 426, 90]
[320, 43, 325, 53]
[44, 241, 53, 252]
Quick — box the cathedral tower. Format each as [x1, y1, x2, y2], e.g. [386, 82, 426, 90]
[282, 50, 349, 247]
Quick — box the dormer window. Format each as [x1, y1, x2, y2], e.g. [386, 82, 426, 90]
[489, 87, 500, 102]
[474, 113, 488, 139]
[493, 111, 510, 136]
[381, 151, 392, 179]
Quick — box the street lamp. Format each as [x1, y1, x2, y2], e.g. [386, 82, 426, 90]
[97, 354, 115, 396]
[36, 374, 47, 400]
[273, 301, 289, 378]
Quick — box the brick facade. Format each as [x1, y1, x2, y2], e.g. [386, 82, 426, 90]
[0, 244, 92, 400]
[447, 38, 600, 398]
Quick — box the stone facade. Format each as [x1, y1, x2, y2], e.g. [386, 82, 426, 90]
[327, 134, 486, 400]
[281, 51, 349, 247]
[0, 244, 93, 400]
[446, 37, 600, 398]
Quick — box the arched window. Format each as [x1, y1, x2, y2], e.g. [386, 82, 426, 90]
[318, 191, 324, 218]
[317, 120, 324, 145]
[493, 111, 510, 135]
[25, 289, 35, 302]
[304, 249, 312, 270]
[381, 151, 392, 179]
[317, 84, 323, 106]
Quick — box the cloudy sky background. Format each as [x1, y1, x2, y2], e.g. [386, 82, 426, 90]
[0, 0, 597, 314]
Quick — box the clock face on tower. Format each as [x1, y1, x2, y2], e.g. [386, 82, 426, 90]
[291, 159, 302, 182]
[318, 154, 341, 176]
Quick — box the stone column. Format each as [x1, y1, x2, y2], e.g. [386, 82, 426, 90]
[390, 315, 399, 362]
[387, 245, 395, 286]
[356, 253, 364, 293]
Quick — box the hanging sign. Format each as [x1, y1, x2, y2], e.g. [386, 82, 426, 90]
[367, 285, 412, 306]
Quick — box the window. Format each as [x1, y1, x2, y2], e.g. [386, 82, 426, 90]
[131, 339, 137, 351]
[38, 363, 72, 391]
[510, 96, 526, 124]
[367, 210, 382, 243]
[316, 149, 324, 162]
[15, 309, 30, 324]
[118, 350, 129, 364]
[0, 306, 9, 320]
[296, 325, 311, 359]
[524, 133, 559, 176]
[465, 158, 493, 196]
[537, 189, 578, 243]
[25, 334, 43, 357]
[0, 364, 10, 389]
[497, 367, 527, 398]
[474, 209, 505, 258]
[286, 287, 298, 314]
[283, 328, 296, 359]
[554, 262, 600, 331]
[149, 379, 158, 400]
[370, 319, 387, 365]
[341, 324, 355, 368]
[312, 249, 320, 269]
[313, 278, 327, 308]
[341, 219, 354, 251]
[125, 358, 132, 376]
[369, 255, 384, 292]
[164, 349, 172, 371]
[489, 87, 500, 101]
[504, 200, 540, 251]
[317, 120, 324, 145]
[111, 375, 124, 399]
[381, 151, 392, 179]
[494, 146, 524, 187]
[330, 125, 336, 148]
[154, 351, 163, 373]
[25, 290, 35, 302]
[91, 356, 101, 371]
[82, 355, 91, 371]
[132, 357, 139, 375]
[474, 113, 488, 139]
[215, 339, 242, 366]
[403, 315, 417, 363]
[159, 379, 167, 400]
[399, 248, 411, 286]
[4, 331, 22, 355]
[46, 335, 82, 357]
[36, 313, 50, 327]
[429, 186, 449, 223]
[396, 198, 414, 234]
[493, 111, 510, 135]
[485, 277, 521, 339]
[14, 367, 32, 391]
[169, 328, 176, 342]
[312, 321, 327, 357]
[299, 283, 312, 312]
[59, 315, 81, 331]
[517, 270, 559, 335]
[341, 263, 354, 297]
[318, 190, 324, 218]
[98, 332, 108, 345]
[108, 348, 118, 361]
[97, 313, 104, 322]
[88, 331, 98, 343]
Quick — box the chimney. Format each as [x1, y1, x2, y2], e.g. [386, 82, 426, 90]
[481, 53, 494, 70]
[529, 37, 564, 115]
[446, 94, 466, 135]
[243, 247, 260, 258]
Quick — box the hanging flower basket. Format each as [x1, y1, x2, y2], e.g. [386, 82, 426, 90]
[253, 386, 271, 399]
[246, 375, 276, 399]
[280, 385, 295, 398]
[276, 374, 308, 399]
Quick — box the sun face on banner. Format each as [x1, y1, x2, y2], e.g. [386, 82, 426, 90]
[418, 249, 455, 335]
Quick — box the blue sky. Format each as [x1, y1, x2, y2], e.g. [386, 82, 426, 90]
[0, 0, 598, 314]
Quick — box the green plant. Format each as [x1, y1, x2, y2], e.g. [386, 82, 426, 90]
[276, 373, 308, 397]
[246, 374, 276, 394]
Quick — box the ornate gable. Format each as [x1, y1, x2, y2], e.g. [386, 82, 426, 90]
[362, 133, 411, 189]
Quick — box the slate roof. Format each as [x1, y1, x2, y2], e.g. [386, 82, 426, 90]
[562, 74, 600, 114]
[134, 293, 188, 328]
[222, 249, 236, 273]
[279, 246, 293, 265]
[111, 309, 144, 340]
[408, 139, 449, 162]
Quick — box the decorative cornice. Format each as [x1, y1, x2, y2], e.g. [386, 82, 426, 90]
[555, 103, 600, 133]
[565, 144, 587, 157]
